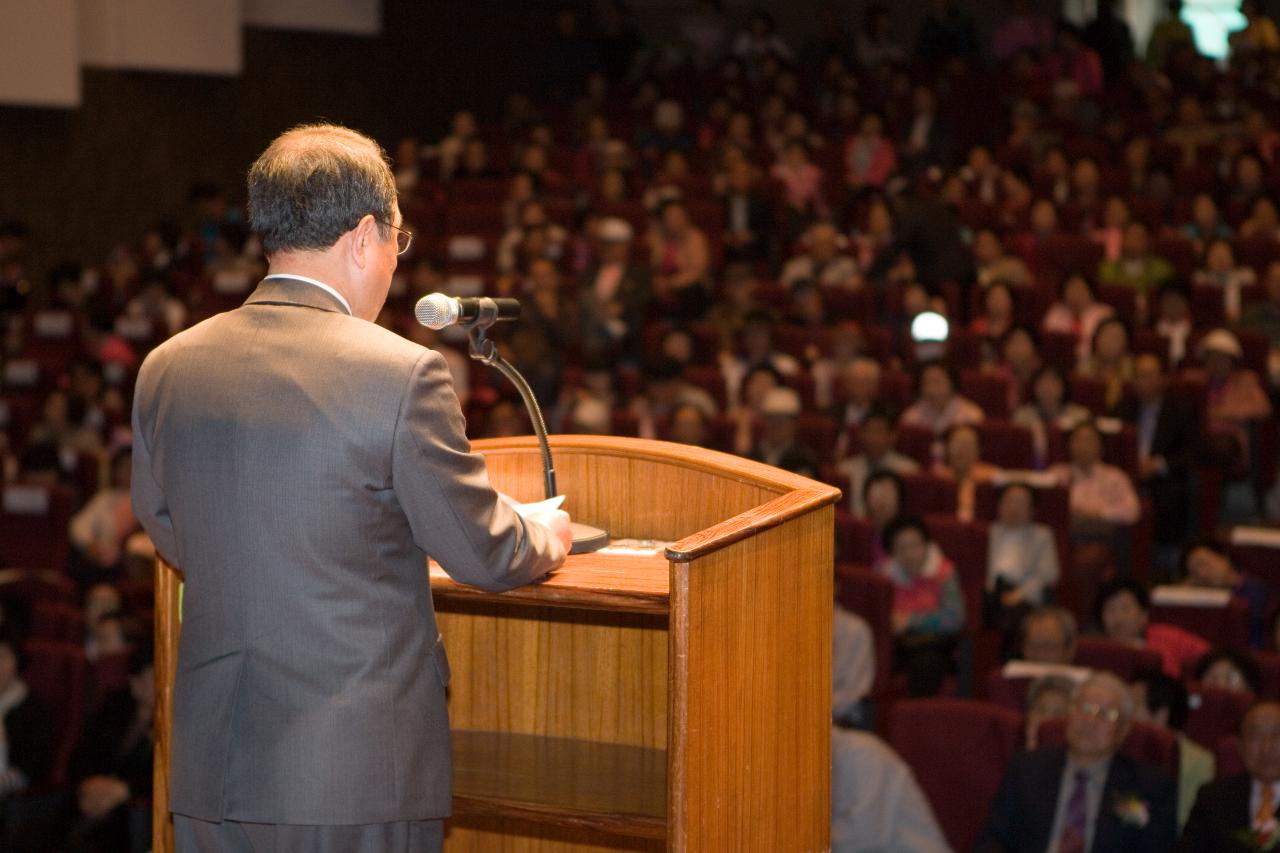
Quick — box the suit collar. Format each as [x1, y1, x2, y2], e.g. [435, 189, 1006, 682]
[244, 276, 352, 316]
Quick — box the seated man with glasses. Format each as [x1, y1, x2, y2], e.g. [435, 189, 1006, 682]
[977, 672, 1177, 853]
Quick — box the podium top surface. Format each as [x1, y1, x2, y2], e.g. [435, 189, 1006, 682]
[430, 550, 669, 614]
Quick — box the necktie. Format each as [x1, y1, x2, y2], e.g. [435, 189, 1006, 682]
[1058, 770, 1088, 853]
[1256, 784, 1276, 846]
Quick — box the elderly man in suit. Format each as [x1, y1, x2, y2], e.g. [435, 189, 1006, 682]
[1179, 701, 1280, 851]
[976, 671, 1178, 853]
[132, 124, 571, 852]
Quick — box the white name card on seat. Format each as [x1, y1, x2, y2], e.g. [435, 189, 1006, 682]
[1094, 416, 1123, 434]
[212, 269, 251, 294]
[3, 361, 39, 387]
[447, 236, 486, 261]
[3, 486, 49, 515]
[114, 316, 152, 340]
[1230, 526, 1280, 549]
[1001, 660, 1092, 682]
[444, 274, 484, 296]
[1151, 585, 1232, 608]
[33, 311, 73, 338]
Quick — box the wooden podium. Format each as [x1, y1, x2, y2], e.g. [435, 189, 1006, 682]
[154, 435, 839, 851]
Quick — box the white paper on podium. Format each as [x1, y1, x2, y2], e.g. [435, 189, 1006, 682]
[498, 492, 566, 518]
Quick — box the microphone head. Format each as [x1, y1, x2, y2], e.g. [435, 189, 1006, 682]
[414, 293, 458, 330]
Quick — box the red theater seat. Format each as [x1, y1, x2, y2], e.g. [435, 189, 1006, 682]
[887, 698, 1023, 853]
[29, 600, 84, 644]
[0, 484, 74, 570]
[835, 565, 893, 696]
[1184, 682, 1254, 751]
[21, 640, 88, 785]
[1073, 637, 1163, 680]
[1150, 597, 1250, 650]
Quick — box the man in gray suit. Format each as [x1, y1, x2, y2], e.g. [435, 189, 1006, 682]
[132, 124, 571, 852]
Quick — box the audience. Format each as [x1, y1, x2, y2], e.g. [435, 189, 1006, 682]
[10, 6, 1280, 847]
[1179, 701, 1280, 851]
[1096, 579, 1210, 679]
[883, 515, 965, 697]
[1024, 674, 1076, 750]
[977, 672, 1177, 852]
[0, 629, 55, 798]
[1129, 668, 1215, 829]
[987, 483, 1060, 648]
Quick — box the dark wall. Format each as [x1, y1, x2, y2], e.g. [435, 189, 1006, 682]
[0, 1, 562, 283]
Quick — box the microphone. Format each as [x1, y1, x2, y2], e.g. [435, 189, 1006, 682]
[415, 294, 520, 330]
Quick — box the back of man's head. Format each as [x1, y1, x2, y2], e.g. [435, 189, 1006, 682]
[248, 123, 396, 256]
[1130, 667, 1189, 731]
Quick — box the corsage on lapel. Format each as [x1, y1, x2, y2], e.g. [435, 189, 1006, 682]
[1112, 792, 1150, 828]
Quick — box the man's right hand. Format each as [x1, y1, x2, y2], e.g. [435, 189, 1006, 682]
[526, 507, 573, 555]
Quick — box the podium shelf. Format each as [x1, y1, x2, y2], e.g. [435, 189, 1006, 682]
[429, 551, 670, 615]
[451, 730, 667, 840]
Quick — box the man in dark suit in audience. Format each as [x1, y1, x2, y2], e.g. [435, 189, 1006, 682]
[1112, 353, 1197, 577]
[719, 157, 776, 265]
[976, 671, 1178, 853]
[1178, 701, 1280, 852]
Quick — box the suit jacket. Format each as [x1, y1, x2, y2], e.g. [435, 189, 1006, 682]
[976, 747, 1178, 853]
[1112, 394, 1198, 476]
[1177, 773, 1269, 853]
[131, 277, 564, 824]
[1112, 394, 1198, 544]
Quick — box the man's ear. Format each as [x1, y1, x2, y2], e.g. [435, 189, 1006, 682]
[350, 214, 379, 269]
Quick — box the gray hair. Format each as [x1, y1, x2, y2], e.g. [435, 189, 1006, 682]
[1024, 606, 1078, 647]
[1073, 671, 1135, 722]
[1027, 674, 1077, 712]
[247, 123, 396, 255]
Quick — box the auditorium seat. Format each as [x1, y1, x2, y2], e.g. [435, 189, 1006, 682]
[29, 600, 84, 644]
[21, 640, 88, 785]
[1037, 717, 1178, 779]
[977, 420, 1036, 470]
[923, 514, 988, 637]
[1040, 330, 1079, 374]
[1073, 637, 1163, 680]
[1185, 682, 1254, 751]
[835, 564, 893, 697]
[960, 371, 1012, 420]
[833, 511, 875, 566]
[1150, 597, 1250, 650]
[986, 669, 1033, 712]
[0, 484, 73, 570]
[901, 472, 958, 517]
[895, 425, 936, 469]
[1215, 735, 1245, 779]
[887, 698, 1023, 853]
[1031, 234, 1104, 280]
[1255, 650, 1280, 700]
[90, 649, 131, 711]
[0, 568, 76, 606]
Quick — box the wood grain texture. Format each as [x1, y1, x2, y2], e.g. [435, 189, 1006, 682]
[436, 602, 668, 750]
[451, 731, 665, 839]
[430, 551, 669, 614]
[153, 557, 181, 853]
[475, 436, 819, 545]
[665, 487, 839, 561]
[442, 819, 664, 852]
[668, 505, 834, 853]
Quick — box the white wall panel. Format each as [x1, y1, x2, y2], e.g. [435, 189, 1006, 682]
[243, 0, 380, 35]
[78, 0, 241, 75]
[0, 0, 80, 107]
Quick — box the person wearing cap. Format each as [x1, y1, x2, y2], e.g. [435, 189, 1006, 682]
[1200, 329, 1271, 478]
[780, 221, 861, 290]
[750, 386, 818, 477]
[578, 216, 651, 364]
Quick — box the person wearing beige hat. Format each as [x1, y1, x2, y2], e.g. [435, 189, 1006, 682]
[1200, 328, 1271, 481]
[750, 386, 818, 477]
[578, 216, 651, 364]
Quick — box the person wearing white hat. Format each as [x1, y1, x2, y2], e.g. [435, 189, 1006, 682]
[578, 216, 651, 364]
[750, 386, 818, 477]
[1200, 328, 1271, 486]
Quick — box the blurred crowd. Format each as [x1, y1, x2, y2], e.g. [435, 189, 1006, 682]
[7, 0, 1280, 849]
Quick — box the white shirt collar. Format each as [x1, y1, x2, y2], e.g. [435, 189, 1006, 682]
[262, 273, 353, 315]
